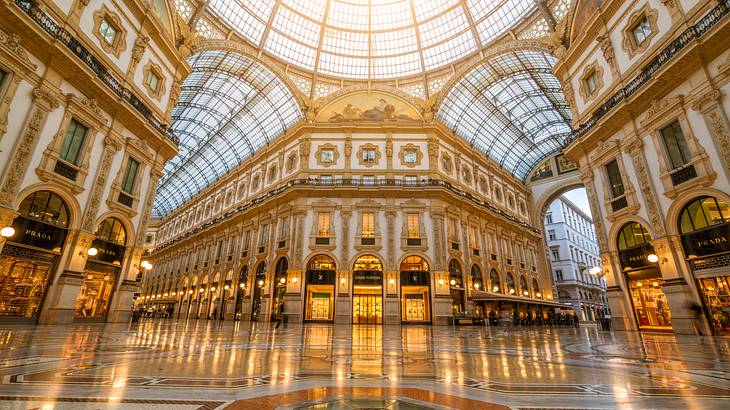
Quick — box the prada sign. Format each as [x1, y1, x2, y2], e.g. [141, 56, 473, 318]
[681, 223, 730, 259]
[90, 239, 125, 265]
[400, 271, 430, 286]
[306, 270, 335, 285]
[11, 216, 67, 252]
[619, 243, 656, 270]
[353, 270, 382, 285]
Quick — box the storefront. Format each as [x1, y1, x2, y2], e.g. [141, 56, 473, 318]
[400, 256, 431, 323]
[251, 262, 266, 321]
[304, 255, 336, 321]
[352, 255, 383, 324]
[0, 191, 69, 322]
[448, 259, 465, 314]
[74, 217, 126, 321]
[617, 222, 672, 332]
[234, 266, 248, 320]
[678, 196, 730, 336]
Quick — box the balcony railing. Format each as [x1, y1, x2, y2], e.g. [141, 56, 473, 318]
[14, 0, 179, 145]
[670, 164, 697, 185]
[566, 0, 730, 146]
[153, 177, 542, 253]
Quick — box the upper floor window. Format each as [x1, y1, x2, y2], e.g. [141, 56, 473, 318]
[407, 212, 420, 238]
[0, 69, 7, 89]
[660, 121, 692, 169]
[98, 18, 118, 46]
[317, 212, 330, 237]
[548, 230, 556, 241]
[258, 224, 269, 246]
[584, 70, 599, 95]
[17, 191, 69, 228]
[605, 160, 624, 198]
[545, 213, 553, 224]
[631, 16, 651, 46]
[278, 216, 289, 239]
[555, 269, 563, 281]
[362, 148, 376, 164]
[551, 249, 560, 261]
[320, 148, 334, 163]
[679, 196, 730, 234]
[59, 119, 88, 165]
[403, 149, 417, 164]
[361, 212, 374, 238]
[121, 158, 140, 195]
[145, 70, 160, 93]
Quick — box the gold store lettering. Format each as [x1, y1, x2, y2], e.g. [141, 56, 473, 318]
[25, 229, 52, 240]
[695, 237, 728, 247]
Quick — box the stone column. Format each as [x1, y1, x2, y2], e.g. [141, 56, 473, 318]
[624, 135, 667, 236]
[81, 133, 123, 231]
[601, 251, 637, 331]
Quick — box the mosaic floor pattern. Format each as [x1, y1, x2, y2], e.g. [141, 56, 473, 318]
[0, 319, 728, 409]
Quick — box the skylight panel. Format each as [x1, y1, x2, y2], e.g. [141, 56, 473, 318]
[285, 0, 328, 21]
[465, 0, 501, 22]
[327, 0, 369, 30]
[273, 6, 321, 48]
[418, 7, 470, 47]
[265, 30, 317, 70]
[173, 0, 194, 20]
[370, 0, 413, 31]
[422, 31, 476, 70]
[371, 28, 418, 56]
[209, 0, 270, 44]
[474, 0, 534, 45]
[322, 28, 369, 57]
[413, 0, 458, 21]
[372, 53, 421, 78]
[318, 52, 369, 78]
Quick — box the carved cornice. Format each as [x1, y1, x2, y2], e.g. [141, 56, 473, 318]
[0, 28, 36, 71]
[689, 89, 721, 112]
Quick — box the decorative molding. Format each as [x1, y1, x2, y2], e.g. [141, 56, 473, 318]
[689, 89, 721, 112]
[441, 152, 452, 174]
[701, 105, 730, 174]
[92, 5, 127, 58]
[315, 143, 339, 167]
[142, 60, 166, 100]
[596, 33, 618, 76]
[624, 135, 666, 236]
[166, 79, 182, 119]
[81, 134, 123, 231]
[397, 143, 423, 168]
[0, 28, 34, 67]
[621, 4, 659, 60]
[579, 169, 608, 252]
[129, 34, 149, 74]
[356, 143, 381, 167]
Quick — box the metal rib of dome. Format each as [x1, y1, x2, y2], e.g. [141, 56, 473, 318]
[152, 50, 303, 216]
[438, 50, 572, 180]
[177, 0, 537, 80]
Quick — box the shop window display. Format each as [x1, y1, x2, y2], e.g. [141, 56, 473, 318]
[698, 276, 730, 336]
[629, 279, 672, 330]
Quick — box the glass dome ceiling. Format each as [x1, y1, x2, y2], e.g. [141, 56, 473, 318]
[178, 0, 537, 80]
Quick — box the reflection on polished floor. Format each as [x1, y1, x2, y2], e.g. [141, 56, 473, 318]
[0, 320, 728, 409]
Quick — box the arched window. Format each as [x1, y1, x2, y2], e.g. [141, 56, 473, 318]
[238, 265, 248, 288]
[96, 217, 126, 245]
[308, 255, 336, 271]
[489, 269, 501, 293]
[470, 265, 483, 290]
[448, 259, 463, 287]
[506, 273, 516, 294]
[532, 278, 541, 298]
[617, 222, 652, 250]
[400, 256, 429, 271]
[353, 255, 382, 271]
[275, 257, 288, 283]
[520, 275, 529, 296]
[679, 196, 730, 234]
[17, 191, 69, 228]
[254, 262, 266, 287]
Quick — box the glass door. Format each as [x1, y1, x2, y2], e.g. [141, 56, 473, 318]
[353, 288, 382, 324]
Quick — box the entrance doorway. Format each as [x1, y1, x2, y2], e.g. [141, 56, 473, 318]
[352, 255, 383, 324]
[305, 255, 336, 321]
[400, 256, 431, 323]
[251, 261, 266, 321]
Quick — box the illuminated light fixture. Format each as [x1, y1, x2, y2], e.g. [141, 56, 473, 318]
[340, 277, 346, 284]
[438, 279, 444, 285]
[292, 277, 298, 283]
[509, 288, 515, 294]
[492, 286, 499, 292]
[589, 266, 601, 275]
[171, 292, 176, 296]
[449, 279, 456, 286]
[224, 285, 230, 290]
[389, 278, 395, 285]
[211, 287, 216, 292]
[474, 283, 480, 289]
[0, 226, 15, 238]
[280, 277, 286, 284]
[636, 281, 643, 287]
[652, 281, 659, 287]
[523, 290, 529, 296]
[164, 293, 168, 297]
[188, 290, 193, 294]
[157, 294, 161, 298]
[547, 294, 553, 300]
[199, 288, 204, 292]
[536, 292, 542, 298]
[647, 254, 659, 263]
[87, 247, 98, 256]
[141, 260, 152, 270]
[258, 280, 264, 286]
[239, 283, 245, 288]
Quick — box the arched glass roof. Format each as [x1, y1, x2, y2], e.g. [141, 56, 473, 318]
[438, 50, 572, 180]
[175, 0, 537, 80]
[152, 50, 302, 216]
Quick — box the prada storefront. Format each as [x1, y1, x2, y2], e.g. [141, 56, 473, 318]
[0, 191, 69, 322]
[679, 196, 730, 336]
[617, 222, 672, 332]
[304, 255, 336, 322]
[75, 218, 126, 321]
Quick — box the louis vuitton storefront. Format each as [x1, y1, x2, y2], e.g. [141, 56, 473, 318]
[0, 191, 69, 322]
[679, 196, 730, 336]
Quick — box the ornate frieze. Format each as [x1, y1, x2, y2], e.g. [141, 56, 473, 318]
[624, 136, 666, 236]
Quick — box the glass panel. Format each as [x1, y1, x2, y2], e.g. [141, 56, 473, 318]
[317, 213, 330, 237]
[75, 268, 116, 318]
[660, 121, 691, 169]
[59, 119, 88, 165]
[0, 252, 56, 318]
[632, 17, 651, 45]
[18, 191, 69, 228]
[121, 158, 140, 194]
[99, 19, 117, 45]
[605, 160, 625, 198]
[407, 213, 419, 238]
[629, 279, 672, 330]
[361, 212, 374, 237]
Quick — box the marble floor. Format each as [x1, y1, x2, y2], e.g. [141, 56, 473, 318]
[0, 320, 728, 409]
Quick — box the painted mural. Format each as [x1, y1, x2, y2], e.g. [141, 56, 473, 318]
[316, 92, 421, 122]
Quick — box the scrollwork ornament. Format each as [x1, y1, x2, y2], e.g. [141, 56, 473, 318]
[628, 147, 666, 236]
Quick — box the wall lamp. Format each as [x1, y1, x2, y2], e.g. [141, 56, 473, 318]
[0, 226, 15, 238]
